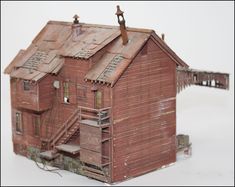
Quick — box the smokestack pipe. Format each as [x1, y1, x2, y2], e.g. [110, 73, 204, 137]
[115, 5, 128, 45]
[72, 14, 81, 41]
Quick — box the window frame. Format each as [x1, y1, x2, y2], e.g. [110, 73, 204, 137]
[63, 81, 70, 103]
[77, 84, 87, 101]
[23, 80, 30, 91]
[33, 114, 41, 137]
[95, 90, 103, 109]
[15, 111, 23, 134]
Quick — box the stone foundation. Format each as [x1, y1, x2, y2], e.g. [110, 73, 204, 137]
[17, 145, 85, 177]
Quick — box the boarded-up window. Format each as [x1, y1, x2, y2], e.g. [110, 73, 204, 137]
[63, 82, 69, 103]
[77, 84, 87, 100]
[23, 80, 30, 91]
[33, 115, 41, 136]
[95, 91, 102, 109]
[16, 112, 23, 133]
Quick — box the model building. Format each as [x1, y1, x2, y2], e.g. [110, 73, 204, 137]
[4, 6, 229, 183]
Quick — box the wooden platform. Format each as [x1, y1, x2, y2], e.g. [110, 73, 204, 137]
[55, 144, 80, 154]
[80, 119, 99, 127]
[39, 150, 59, 160]
[80, 119, 110, 128]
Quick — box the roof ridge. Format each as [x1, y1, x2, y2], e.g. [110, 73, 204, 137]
[47, 20, 154, 33]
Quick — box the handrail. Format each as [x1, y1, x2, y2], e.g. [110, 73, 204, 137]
[78, 106, 111, 125]
[78, 106, 111, 113]
[78, 106, 99, 112]
[51, 114, 78, 146]
[45, 108, 79, 144]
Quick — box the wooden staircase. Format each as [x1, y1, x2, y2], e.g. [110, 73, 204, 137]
[41, 108, 80, 150]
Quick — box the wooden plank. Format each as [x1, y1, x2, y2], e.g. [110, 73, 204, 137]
[111, 37, 177, 182]
[80, 148, 102, 166]
[80, 124, 101, 152]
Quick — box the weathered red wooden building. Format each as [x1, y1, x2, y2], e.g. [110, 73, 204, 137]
[4, 6, 229, 183]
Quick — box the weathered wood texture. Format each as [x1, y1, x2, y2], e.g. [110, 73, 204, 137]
[176, 67, 229, 93]
[10, 78, 39, 110]
[111, 38, 177, 182]
[11, 55, 111, 152]
[10, 75, 56, 112]
[80, 124, 102, 153]
[38, 75, 56, 111]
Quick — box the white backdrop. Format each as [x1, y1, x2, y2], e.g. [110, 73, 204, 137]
[1, 1, 234, 186]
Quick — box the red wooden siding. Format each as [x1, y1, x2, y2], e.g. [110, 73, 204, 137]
[11, 54, 112, 151]
[10, 78, 38, 110]
[111, 38, 177, 182]
[38, 74, 56, 111]
[11, 108, 43, 150]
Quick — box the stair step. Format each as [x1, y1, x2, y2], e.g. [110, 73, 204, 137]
[84, 170, 108, 182]
[83, 166, 105, 175]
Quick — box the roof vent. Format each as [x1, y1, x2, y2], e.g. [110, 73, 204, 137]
[73, 14, 79, 24]
[72, 14, 81, 40]
[115, 5, 128, 45]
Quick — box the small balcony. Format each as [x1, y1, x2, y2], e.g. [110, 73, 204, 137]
[78, 106, 111, 127]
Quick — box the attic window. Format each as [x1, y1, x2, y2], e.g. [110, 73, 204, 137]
[23, 80, 30, 91]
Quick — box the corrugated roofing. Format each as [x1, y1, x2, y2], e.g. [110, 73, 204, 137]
[4, 20, 188, 84]
[85, 31, 150, 86]
[4, 21, 122, 81]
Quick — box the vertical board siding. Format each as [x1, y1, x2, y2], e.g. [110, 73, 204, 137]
[11, 78, 39, 110]
[11, 54, 111, 154]
[38, 74, 56, 111]
[112, 38, 176, 182]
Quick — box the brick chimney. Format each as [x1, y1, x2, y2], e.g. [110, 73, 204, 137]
[115, 5, 128, 45]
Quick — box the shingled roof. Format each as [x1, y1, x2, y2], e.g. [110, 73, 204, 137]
[4, 20, 188, 84]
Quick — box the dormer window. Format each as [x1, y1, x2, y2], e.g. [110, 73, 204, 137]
[23, 80, 30, 91]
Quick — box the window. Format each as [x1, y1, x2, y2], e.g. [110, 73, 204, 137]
[63, 82, 70, 103]
[16, 112, 23, 134]
[23, 80, 30, 91]
[77, 84, 87, 100]
[33, 115, 41, 137]
[95, 91, 102, 109]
